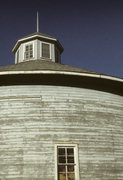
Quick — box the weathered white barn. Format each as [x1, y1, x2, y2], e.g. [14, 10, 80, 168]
[0, 32, 123, 180]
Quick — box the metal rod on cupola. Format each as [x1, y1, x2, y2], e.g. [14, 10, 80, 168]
[37, 11, 39, 32]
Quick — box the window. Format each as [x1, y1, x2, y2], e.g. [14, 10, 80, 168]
[25, 44, 33, 60]
[42, 43, 50, 58]
[55, 144, 79, 180]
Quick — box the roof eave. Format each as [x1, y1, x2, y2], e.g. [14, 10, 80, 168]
[0, 70, 122, 83]
[0, 70, 122, 95]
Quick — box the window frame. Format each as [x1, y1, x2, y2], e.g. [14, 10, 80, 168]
[40, 41, 51, 59]
[55, 144, 80, 180]
[24, 42, 34, 60]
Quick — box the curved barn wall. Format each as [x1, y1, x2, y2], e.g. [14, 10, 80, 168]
[0, 85, 123, 180]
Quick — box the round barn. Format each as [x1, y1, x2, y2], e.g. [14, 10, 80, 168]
[0, 31, 123, 180]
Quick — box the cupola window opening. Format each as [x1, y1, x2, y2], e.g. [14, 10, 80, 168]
[24, 43, 33, 60]
[55, 144, 79, 180]
[42, 42, 50, 59]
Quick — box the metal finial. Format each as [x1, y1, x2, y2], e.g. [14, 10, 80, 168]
[37, 11, 39, 32]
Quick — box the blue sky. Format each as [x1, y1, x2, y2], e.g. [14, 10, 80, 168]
[0, 0, 123, 78]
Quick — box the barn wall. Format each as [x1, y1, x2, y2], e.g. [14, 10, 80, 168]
[0, 85, 123, 180]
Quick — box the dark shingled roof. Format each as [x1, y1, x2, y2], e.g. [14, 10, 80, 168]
[22, 32, 57, 40]
[0, 60, 99, 74]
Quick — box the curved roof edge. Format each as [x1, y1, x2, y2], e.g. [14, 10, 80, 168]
[0, 60, 122, 95]
[0, 70, 122, 96]
[0, 70, 122, 83]
[0, 60, 122, 82]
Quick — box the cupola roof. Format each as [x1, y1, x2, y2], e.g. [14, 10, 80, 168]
[12, 32, 63, 54]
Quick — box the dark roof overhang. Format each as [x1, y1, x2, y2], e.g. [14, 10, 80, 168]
[0, 70, 122, 96]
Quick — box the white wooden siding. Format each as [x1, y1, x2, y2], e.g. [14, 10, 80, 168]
[0, 85, 123, 180]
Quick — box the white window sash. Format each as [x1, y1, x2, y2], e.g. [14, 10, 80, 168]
[55, 144, 80, 180]
[24, 41, 34, 60]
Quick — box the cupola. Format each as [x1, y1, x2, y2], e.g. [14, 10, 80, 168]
[12, 32, 64, 64]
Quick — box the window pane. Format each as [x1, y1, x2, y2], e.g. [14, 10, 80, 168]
[42, 43, 50, 58]
[58, 148, 65, 155]
[67, 156, 74, 163]
[57, 146, 77, 180]
[67, 148, 74, 155]
[58, 165, 66, 173]
[25, 52, 29, 59]
[25, 44, 33, 59]
[67, 165, 74, 172]
[67, 173, 75, 180]
[30, 45, 33, 50]
[58, 173, 66, 180]
[59, 156, 66, 163]
[26, 46, 29, 50]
